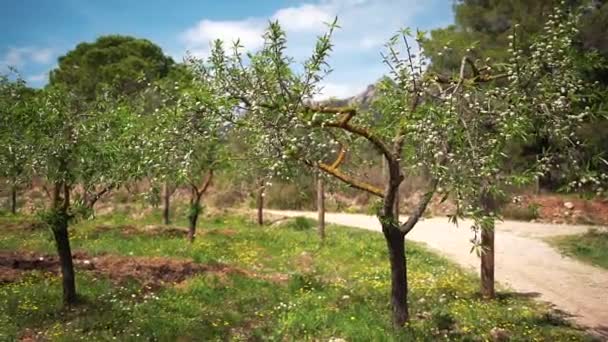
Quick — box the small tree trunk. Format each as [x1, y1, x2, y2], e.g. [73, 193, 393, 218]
[257, 180, 264, 226]
[163, 183, 171, 225]
[317, 176, 325, 240]
[10, 186, 17, 214]
[480, 193, 497, 299]
[51, 183, 77, 305]
[382, 222, 408, 327]
[480, 228, 495, 299]
[187, 191, 202, 243]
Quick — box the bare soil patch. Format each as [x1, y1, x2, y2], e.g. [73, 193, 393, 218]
[94, 225, 238, 238]
[516, 194, 608, 225]
[0, 250, 288, 288]
[0, 220, 45, 232]
[94, 224, 188, 238]
[1, 251, 245, 288]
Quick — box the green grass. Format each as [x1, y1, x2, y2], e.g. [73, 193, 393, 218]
[0, 209, 595, 341]
[550, 229, 608, 270]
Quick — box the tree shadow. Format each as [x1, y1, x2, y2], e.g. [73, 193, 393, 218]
[589, 325, 608, 340]
[495, 291, 542, 301]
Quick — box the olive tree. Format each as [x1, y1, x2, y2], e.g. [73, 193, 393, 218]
[30, 85, 136, 304]
[196, 4, 594, 326]
[141, 67, 230, 242]
[423, 4, 602, 298]
[0, 71, 35, 214]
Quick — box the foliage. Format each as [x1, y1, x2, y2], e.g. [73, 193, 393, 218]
[31, 84, 139, 195]
[0, 212, 593, 341]
[137, 65, 231, 191]
[422, 0, 608, 191]
[0, 70, 36, 199]
[289, 216, 315, 231]
[49, 35, 174, 100]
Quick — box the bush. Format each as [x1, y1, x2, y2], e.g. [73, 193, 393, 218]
[287, 217, 314, 231]
[502, 203, 540, 221]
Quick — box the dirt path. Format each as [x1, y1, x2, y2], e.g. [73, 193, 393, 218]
[268, 210, 608, 336]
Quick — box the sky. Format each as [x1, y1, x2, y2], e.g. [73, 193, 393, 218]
[0, 0, 454, 98]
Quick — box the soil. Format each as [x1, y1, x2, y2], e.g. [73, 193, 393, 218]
[94, 224, 188, 238]
[94, 225, 238, 238]
[0, 251, 246, 289]
[1, 220, 46, 232]
[516, 194, 608, 225]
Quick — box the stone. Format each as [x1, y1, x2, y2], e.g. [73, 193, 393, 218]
[564, 202, 575, 210]
[490, 327, 510, 342]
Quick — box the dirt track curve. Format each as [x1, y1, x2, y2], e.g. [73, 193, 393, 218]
[268, 210, 608, 337]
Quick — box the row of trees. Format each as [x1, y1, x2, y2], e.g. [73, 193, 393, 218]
[1, 2, 604, 327]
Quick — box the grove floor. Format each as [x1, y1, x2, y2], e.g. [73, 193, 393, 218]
[0, 210, 599, 341]
[268, 210, 608, 338]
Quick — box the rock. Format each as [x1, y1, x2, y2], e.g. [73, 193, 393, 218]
[328, 338, 347, 342]
[416, 311, 431, 320]
[490, 327, 510, 342]
[564, 202, 575, 210]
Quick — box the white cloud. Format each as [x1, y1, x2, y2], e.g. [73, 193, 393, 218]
[179, 0, 432, 98]
[27, 72, 48, 83]
[272, 4, 332, 32]
[30, 48, 54, 64]
[181, 19, 265, 57]
[1, 46, 55, 69]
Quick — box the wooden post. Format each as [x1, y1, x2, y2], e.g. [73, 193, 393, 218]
[257, 179, 264, 226]
[162, 182, 171, 225]
[317, 176, 325, 240]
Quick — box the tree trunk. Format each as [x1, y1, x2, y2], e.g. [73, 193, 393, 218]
[480, 193, 497, 299]
[394, 186, 400, 221]
[187, 192, 202, 243]
[51, 183, 77, 305]
[257, 180, 264, 226]
[382, 221, 408, 327]
[163, 182, 171, 225]
[480, 228, 495, 299]
[317, 177, 326, 240]
[10, 186, 17, 214]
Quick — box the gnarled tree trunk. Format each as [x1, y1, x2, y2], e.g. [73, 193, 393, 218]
[187, 170, 213, 243]
[382, 158, 409, 327]
[51, 182, 77, 305]
[187, 190, 202, 243]
[382, 220, 408, 326]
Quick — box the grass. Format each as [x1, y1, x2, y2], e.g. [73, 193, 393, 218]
[0, 207, 596, 341]
[550, 229, 608, 270]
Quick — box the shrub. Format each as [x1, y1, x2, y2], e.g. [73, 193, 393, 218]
[289, 217, 314, 231]
[502, 203, 540, 221]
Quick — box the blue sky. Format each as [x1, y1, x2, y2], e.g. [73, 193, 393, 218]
[1, 0, 453, 98]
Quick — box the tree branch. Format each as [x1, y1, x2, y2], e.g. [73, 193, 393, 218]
[400, 178, 438, 235]
[198, 169, 214, 196]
